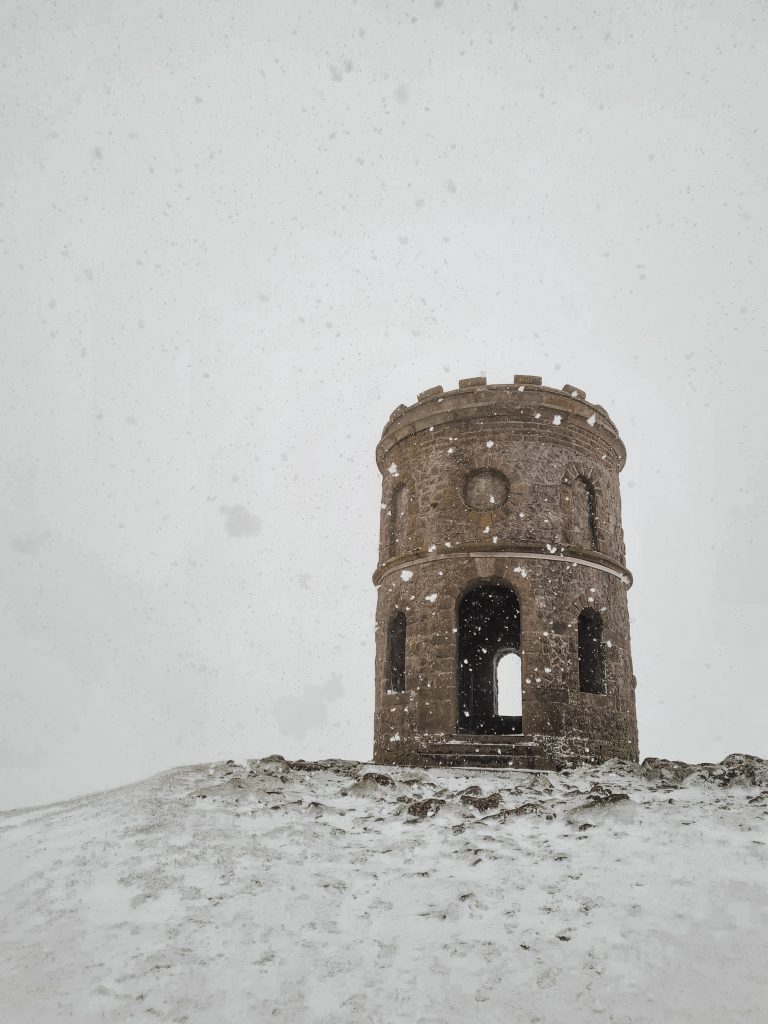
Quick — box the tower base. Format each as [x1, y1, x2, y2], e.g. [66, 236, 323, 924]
[374, 731, 635, 771]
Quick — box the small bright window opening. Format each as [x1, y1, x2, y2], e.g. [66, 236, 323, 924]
[495, 649, 522, 717]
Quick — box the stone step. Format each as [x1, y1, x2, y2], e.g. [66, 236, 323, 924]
[418, 749, 549, 770]
[427, 748, 535, 761]
[428, 738, 537, 756]
[444, 733, 537, 747]
[416, 733, 554, 770]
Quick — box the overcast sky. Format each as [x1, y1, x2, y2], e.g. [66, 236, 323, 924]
[2, 1, 767, 809]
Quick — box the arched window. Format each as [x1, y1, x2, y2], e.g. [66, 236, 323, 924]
[578, 608, 605, 694]
[388, 485, 409, 558]
[572, 476, 598, 550]
[388, 612, 407, 693]
[495, 649, 522, 717]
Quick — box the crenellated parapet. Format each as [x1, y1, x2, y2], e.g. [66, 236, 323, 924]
[377, 376, 626, 476]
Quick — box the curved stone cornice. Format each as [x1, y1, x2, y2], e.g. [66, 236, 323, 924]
[373, 544, 633, 588]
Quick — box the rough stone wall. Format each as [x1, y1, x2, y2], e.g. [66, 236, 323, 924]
[373, 377, 638, 769]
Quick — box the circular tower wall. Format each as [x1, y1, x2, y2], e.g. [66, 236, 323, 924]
[372, 375, 638, 770]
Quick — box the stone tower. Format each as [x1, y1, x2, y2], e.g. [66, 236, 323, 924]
[372, 375, 638, 769]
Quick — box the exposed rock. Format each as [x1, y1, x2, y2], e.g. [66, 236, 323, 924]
[348, 773, 397, 796]
[305, 801, 336, 816]
[487, 801, 551, 821]
[460, 792, 502, 813]
[407, 797, 445, 819]
[640, 758, 699, 785]
[584, 789, 630, 807]
[641, 754, 768, 790]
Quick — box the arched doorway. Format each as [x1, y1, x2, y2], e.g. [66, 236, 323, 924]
[457, 582, 522, 734]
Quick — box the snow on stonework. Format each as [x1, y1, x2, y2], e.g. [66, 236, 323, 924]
[1, 755, 767, 1023]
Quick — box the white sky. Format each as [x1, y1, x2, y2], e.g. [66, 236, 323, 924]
[2, 1, 767, 809]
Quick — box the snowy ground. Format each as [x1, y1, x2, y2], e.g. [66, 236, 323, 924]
[1, 754, 766, 1023]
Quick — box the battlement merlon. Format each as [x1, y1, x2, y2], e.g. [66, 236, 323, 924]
[376, 378, 626, 473]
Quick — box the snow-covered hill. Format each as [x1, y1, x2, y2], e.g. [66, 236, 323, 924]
[1, 754, 766, 1023]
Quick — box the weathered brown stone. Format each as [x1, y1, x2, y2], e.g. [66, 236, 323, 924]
[562, 384, 587, 400]
[417, 385, 444, 402]
[407, 797, 445, 818]
[460, 792, 502, 812]
[372, 377, 639, 770]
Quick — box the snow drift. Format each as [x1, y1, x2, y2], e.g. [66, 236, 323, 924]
[1, 754, 766, 1023]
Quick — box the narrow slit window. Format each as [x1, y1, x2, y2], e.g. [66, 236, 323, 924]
[578, 609, 605, 694]
[495, 650, 522, 717]
[388, 485, 409, 558]
[585, 481, 598, 549]
[572, 476, 598, 550]
[388, 612, 406, 693]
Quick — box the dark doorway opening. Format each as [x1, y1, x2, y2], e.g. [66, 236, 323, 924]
[578, 608, 605, 694]
[388, 611, 406, 693]
[458, 583, 522, 734]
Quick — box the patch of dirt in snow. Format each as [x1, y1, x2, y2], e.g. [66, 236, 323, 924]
[1, 754, 767, 1023]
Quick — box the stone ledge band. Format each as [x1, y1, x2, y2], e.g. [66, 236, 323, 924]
[375, 549, 632, 587]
